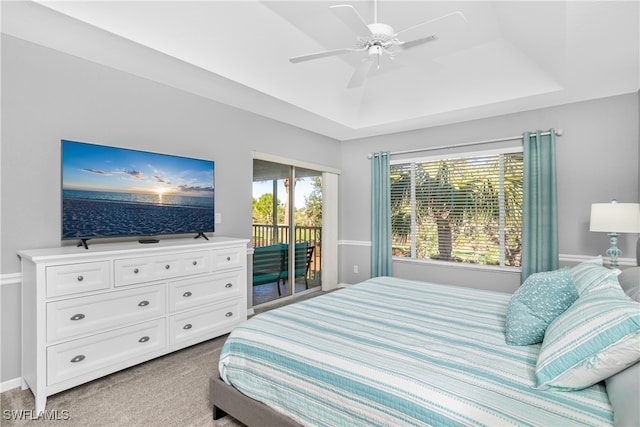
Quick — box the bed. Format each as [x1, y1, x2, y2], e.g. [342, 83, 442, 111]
[211, 265, 640, 426]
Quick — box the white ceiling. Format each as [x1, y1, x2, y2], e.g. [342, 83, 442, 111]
[3, 1, 639, 141]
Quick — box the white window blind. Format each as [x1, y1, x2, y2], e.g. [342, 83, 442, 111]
[390, 150, 524, 268]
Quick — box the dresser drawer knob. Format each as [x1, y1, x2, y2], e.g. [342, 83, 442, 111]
[77, 275, 84, 282]
[70, 313, 85, 321]
[183, 323, 192, 330]
[138, 300, 150, 307]
[133, 268, 139, 274]
[226, 257, 231, 261]
[225, 312, 233, 317]
[183, 291, 192, 298]
[165, 264, 171, 270]
[138, 336, 150, 343]
[192, 261, 198, 266]
[70, 355, 85, 363]
[225, 283, 233, 288]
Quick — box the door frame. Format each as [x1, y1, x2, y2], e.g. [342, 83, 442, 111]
[252, 152, 340, 294]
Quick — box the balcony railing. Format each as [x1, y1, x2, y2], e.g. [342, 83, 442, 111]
[252, 224, 321, 283]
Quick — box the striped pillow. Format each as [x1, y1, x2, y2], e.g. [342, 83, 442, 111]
[535, 288, 640, 390]
[570, 257, 622, 296]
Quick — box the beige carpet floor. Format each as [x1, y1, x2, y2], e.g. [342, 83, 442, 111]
[1, 290, 329, 427]
[1, 336, 242, 427]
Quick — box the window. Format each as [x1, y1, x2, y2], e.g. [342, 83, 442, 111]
[390, 149, 523, 268]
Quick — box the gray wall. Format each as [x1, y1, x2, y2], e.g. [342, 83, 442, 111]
[0, 35, 341, 384]
[2, 32, 639, 386]
[339, 93, 640, 290]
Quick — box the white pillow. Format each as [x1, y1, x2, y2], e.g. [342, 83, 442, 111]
[535, 288, 640, 391]
[570, 257, 622, 296]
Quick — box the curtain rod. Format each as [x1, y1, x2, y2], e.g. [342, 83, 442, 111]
[367, 128, 563, 159]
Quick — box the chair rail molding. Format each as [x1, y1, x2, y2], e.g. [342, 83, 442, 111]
[559, 254, 636, 267]
[0, 272, 22, 287]
[338, 240, 371, 247]
[331, 248, 636, 266]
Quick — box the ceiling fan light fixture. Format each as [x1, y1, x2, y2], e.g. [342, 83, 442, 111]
[368, 45, 382, 55]
[289, 2, 464, 87]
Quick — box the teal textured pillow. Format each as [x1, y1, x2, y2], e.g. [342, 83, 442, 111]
[570, 257, 621, 296]
[535, 288, 640, 391]
[505, 268, 578, 346]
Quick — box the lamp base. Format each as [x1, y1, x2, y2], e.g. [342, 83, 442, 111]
[605, 232, 622, 268]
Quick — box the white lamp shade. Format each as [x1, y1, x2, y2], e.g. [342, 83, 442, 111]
[590, 203, 640, 233]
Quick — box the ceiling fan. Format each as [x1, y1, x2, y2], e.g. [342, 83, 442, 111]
[289, 1, 467, 88]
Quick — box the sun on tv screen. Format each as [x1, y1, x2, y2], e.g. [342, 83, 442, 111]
[61, 140, 214, 243]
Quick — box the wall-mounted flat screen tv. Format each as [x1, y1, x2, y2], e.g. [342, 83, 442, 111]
[62, 140, 214, 242]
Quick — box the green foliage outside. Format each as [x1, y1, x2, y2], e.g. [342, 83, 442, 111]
[391, 153, 523, 267]
[252, 177, 322, 227]
[295, 176, 322, 227]
[252, 193, 284, 224]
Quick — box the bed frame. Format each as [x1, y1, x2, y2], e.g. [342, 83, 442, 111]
[209, 374, 302, 426]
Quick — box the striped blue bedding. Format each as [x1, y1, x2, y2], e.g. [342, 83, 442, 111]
[219, 276, 612, 426]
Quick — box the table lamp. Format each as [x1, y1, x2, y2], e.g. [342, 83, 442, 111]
[589, 200, 640, 268]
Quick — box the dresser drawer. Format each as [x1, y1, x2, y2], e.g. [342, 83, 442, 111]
[211, 246, 245, 270]
[114, 251, 209, 286]
[168, 270, 242, 313]
[47, 319, 166, 385]
[46, 261, 111, 298]
[169, 300, 243, 345]
[47, 284, 166, 342]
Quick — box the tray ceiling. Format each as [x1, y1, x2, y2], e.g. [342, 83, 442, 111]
[3, 1, 638, 140]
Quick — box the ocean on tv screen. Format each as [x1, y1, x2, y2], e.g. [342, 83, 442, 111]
[62, 190, 214, 238]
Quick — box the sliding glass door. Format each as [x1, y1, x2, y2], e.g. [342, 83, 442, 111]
[252, 159, 322, 306]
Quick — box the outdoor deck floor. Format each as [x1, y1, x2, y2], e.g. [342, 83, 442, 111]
[253, 279, 321, 306]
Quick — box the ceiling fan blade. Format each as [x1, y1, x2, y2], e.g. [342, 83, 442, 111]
[347, 58, 374, 88]
[399, 35, 438, 50]
[289, 48, 359, 63]
[330, 5, 372, 36]
[395, 11, 467, 41]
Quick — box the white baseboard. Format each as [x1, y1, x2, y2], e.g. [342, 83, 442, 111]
[1, 377, 22, 393]
[0, 274, 22, 393]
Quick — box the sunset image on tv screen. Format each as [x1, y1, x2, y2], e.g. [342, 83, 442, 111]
[61, 140, 214, 239]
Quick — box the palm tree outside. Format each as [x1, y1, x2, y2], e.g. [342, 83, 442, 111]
[390, 152, 523, 267]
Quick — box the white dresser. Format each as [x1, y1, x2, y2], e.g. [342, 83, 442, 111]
[18, 237, 249, 413]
